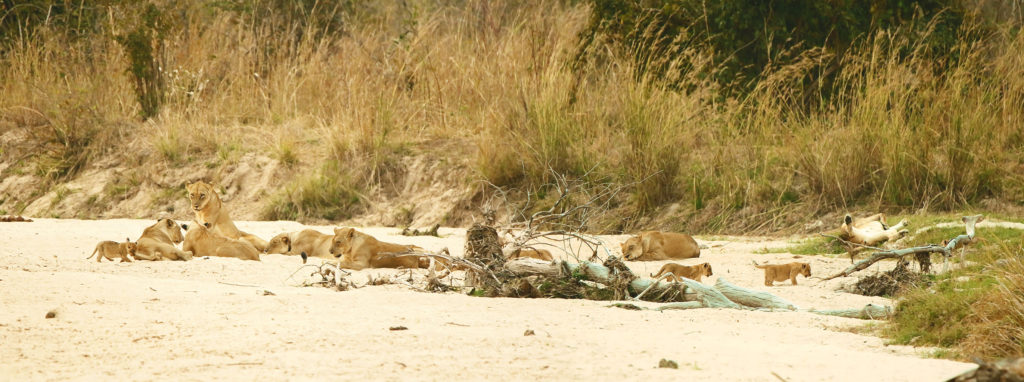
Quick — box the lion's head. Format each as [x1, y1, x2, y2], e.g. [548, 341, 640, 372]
[145, 218, 185, 244]
[620, 236, 642, 260]
[185, 181, 217, 212]
[266, 233, 292, 254]
[700, 263, 713, 277]
[797, 262, 811, 277]
[330, 227, 357, 258]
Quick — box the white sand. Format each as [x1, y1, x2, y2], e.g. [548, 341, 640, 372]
[0, 219, 975, 380]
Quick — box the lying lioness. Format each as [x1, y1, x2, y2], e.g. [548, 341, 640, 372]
[650, 262, 713, 282]
[87, 239, 136, 263]
[839, 213, 908, 246]
[186, 181, 269, 252]
[135, 219, 193, 261]
[330, 227, 430, 270]
[753, 261, 811, 286]
[183, 222, 260, 261]
[504, 247, 554, 261]
[620, 231, 700, 261]
[266, 229, 333, 263]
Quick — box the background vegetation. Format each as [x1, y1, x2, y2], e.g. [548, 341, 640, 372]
[2, 0, 1023, 228]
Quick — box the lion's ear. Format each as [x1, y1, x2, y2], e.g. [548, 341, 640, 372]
[346, 229, 355, 239]
[282, 237, 290, 245]
[844, 215, 853, 225]
[166, 219, 175, 227]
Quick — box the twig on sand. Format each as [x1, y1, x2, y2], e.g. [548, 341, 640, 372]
[771, 371, 789, 382]
[217, 281, 261, 288]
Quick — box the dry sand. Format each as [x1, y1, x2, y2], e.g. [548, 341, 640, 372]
[0, 219, 975, 381]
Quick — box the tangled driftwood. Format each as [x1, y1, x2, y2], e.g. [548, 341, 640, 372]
[498, 257, 891, 319]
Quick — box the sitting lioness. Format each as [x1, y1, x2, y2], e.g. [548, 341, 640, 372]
[753, 261, 811, 286]
[650, 262, 713, 282]
[330, 227, 430, 270]
[87, 239, 136, 262]
[182, 222, 261, 261]
[504, 247, 554, 261]
[620, 231, 700, 261]
[186, 181, 268, 252]
[135, 219, 193, 261]
[839, 213, 909, 246]
[266, 229, 334, 263]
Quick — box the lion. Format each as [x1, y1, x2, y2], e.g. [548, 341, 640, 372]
[134, 219, 193, 261]
[620, 231, 701, 261]
[650, 262, 713, 282]
[753, 261, 811, 286]
[504, 247, 554, 261]
[329, 227, 432, 270]
[182, 222, 260, 261]
[186, 181, 268, 252]
[86, 239, 136, 262]
[265, 229, 334, 263]
[839, 213, 909, 246]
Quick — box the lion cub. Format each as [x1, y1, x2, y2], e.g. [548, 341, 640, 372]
[753, 261, 811, 286]
[87, 239, 136, 262]
[651, 262, 713, 282]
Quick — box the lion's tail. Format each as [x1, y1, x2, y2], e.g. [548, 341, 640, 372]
[752, 260, 766, 269]
[86, 247, 99, 260]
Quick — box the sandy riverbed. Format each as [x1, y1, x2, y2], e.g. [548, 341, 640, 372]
[0, 219, 974, 381]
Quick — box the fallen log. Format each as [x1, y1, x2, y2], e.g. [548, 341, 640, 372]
[806, 304, 893, 320]
[713, 278, 799, 310]
[505, 258, 698, 302]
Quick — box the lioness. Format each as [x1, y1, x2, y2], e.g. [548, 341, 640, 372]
[330, 227, 429, 270]
[182, 222, 261, 261]
[504, 247, 554, 261]
[650, 262, 713, 282]
[135, 219, 193, 261]
[753, 261, 811, 286]
[839, 213, 908, 246]
[87, 239, 136, 263]
[620, 231, 700, 261]
[266, 229, 333, 263]
[186, 181, 268, 252]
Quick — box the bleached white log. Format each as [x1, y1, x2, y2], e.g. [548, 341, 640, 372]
[713, 278, 799, 310]
[654, 301, 703, 311]
[677, 277, 744, 309]
[805, 304, 893, 320]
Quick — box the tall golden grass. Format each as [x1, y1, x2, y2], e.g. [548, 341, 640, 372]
[1, 1, 1022, 228]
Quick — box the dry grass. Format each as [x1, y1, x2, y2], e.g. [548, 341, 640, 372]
[960, 247, 1024, 359]
[1, 1, 1023, 229]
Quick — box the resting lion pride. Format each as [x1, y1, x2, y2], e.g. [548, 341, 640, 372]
[186, 181, 269, 252]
